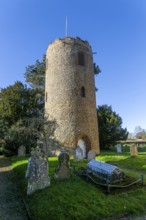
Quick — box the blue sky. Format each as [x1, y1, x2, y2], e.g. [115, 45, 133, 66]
[0, 0, 146, 132]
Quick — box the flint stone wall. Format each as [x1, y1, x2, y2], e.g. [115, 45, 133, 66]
[45, 37, 100, 155]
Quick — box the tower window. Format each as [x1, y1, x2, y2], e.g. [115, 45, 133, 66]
[78, 52, 85, 66]
[81, 86, 85, 97]
[45, 92, 48, 102]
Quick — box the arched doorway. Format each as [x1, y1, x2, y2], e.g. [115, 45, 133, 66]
[77, 136, 91, 158]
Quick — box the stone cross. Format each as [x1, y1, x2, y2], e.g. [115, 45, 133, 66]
[54, 151, 71, 180]
[25, 147, 50, 195]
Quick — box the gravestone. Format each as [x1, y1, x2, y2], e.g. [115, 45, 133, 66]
[18, 145, 26, 157]
[130, 144, 138, 157]
[74, 146, 84, 161]
[25, 147, 50, 195]
[87, 150, 96, 161]
[116, 144, 122, 153]
[54, 151, 71, 180]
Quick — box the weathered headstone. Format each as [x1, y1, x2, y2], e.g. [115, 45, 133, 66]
[74, 146, 84, 161]
[87, 150, 96, 161]
[116, 144, 122, 153]
[130, 144, 138, 157]
[54, 151, 71, 180]
[18, 145, 26, 157]
[25, 147, 50, 195]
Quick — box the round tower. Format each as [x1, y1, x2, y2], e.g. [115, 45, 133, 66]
[45, 37, 100, 156]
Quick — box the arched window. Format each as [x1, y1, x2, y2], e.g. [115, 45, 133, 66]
[81, 86, 85, 97]
[78, 52, 85, 66]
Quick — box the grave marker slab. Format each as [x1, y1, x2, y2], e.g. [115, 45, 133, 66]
[116, 144, 122, 153]
[18, 145, 26, 157]
[130, 144, 138, 157]
[25, 147, 50, 195]
[54, 151, 71, 180]
[87, 150, 96, 161]
[74, 146, 84, 161]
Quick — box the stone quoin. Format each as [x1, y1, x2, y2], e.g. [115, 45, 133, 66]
[45, 37, 100, 156]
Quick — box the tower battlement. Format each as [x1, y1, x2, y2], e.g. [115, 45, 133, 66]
[47, 36, 91, 50]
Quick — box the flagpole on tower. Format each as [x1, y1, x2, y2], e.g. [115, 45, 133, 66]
[65, 16, 68, 37]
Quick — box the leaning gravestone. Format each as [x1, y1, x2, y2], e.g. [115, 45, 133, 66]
[18, 145, 26, 157]
[54, 151, 71, 180]
[25, 147, 50, 195]
[74, 146, 84, 161]
[87, 150, 96, 161]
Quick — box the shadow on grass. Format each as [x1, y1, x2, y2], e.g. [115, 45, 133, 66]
[12, 156, 145, 196]
[0, 156, 11, 168]
[138, 153, 146, 156]
[12, 155, 146, 195]
[11, 155, 146, 220]
[105, 155, 146, 173]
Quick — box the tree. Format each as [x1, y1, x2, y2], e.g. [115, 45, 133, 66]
[24, 56, 45, 90]
[134, 126, 146, 140]
[134, 126, 143, 135]
[10, 115, 58, 159]
[94, 63, 101, 92]
[0, 81, 43, 124]
[0, 56, 47, 156]
[24, 56, 45, 113]
[94, 63, 101, 76]
[0, 81, 44, 155]
[0, 81, 27, 125]
[97, 105, 128, 149]
[142, 132, 146, 140]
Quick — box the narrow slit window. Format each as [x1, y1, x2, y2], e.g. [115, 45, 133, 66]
[81, 87, 85, 97]
[78, 52, 85, 66]
[45, 92, 48, 102]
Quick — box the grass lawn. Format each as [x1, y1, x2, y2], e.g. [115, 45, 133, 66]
[11, 152, 146, 220]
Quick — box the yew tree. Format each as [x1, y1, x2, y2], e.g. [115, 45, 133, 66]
[97, 105, 128, 149]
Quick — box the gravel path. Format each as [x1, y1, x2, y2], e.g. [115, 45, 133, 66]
[0, 156, 29, 220]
